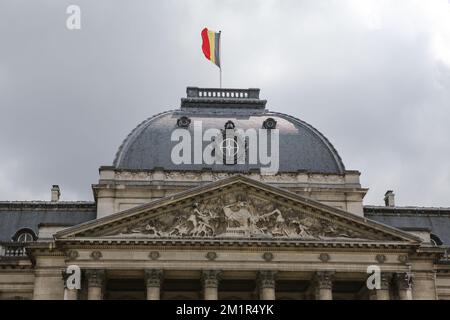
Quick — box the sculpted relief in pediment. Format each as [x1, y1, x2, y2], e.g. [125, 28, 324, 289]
[104, 192, 380, 241]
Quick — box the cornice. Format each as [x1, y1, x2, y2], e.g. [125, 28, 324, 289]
[0, 201, 96, 211]
[56, 237, 419, 251]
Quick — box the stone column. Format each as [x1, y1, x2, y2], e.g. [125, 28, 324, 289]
[62, 270, 78, 300]
[394, 273, 412, 300]
[85, 269, 105, 300]
[376, 273, 392, 300]
[258, 271, 277, 300]
[33, 268, 65, 300]
[201, 270, 221, 300]
[145, 269, 163, 300]
[313, 271, 334, 300]
[411, 272, 437, 300]
[63, 287, 78, 300]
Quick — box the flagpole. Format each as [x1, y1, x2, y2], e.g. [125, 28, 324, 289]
[219, 30, 222, 88]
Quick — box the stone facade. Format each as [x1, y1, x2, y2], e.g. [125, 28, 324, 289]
[94, 168, 366, 218]
[1, 87, 449, 300]
[0, 175, 444, 300]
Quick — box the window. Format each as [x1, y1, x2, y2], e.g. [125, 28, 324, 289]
[17, 232, 34, 243]
[430, 233, 443, 246]
[12, 229, 36, 243]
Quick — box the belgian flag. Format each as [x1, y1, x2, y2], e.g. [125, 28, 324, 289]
[201, 27, 221, 68]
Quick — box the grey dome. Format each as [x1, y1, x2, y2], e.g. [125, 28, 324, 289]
[113, 88, 345, 174]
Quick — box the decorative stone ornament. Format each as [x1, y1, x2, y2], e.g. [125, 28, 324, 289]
[90, 251, 102, 260]
[111, 192, 377, 240]
[257, 271, 277, 289]
[262, 252, 274, 262]
[201, 270, 222, 288]
[398, 254, 409, 263]
[177, 116, 191, 128]
[319, 253, 330, 262]
[85, 269, 105, 288]
[394, 272, 412, 290]
[376, 254, 386, 264]
[149, 251, 160, 260]
[145, 269, 163, 287]
[314, 271, 334, 289]
[206, 252, 217, 261]
[66, 250, 79, 260]
[263, 118, 277, 129]
[224, 120, 235, 130]
[61, 269, 70, 284]
[380, 272, 393, 290]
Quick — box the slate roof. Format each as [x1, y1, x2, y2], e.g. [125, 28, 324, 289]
[113, 87, 345, 174]
[0, 201, 96, 242]
[364, 206, 450, 245]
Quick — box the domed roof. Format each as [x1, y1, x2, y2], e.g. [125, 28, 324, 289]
[113, 87, 345, 174]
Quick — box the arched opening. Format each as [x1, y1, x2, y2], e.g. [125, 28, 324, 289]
[430, 233, 443, 246]
[12, 228, 37, 243]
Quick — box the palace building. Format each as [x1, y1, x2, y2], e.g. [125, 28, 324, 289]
[0, 87, 449, 300]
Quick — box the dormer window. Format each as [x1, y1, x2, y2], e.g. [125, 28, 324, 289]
[176, 116, 191, 128]
[263, 118, 277, 130]
[13, 229, 36, 243]
[430, 233, 443, 246]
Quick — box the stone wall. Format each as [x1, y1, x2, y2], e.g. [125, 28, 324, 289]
[94, 168, 366, 218]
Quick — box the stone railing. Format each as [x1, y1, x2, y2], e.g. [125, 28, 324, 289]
[186, 87, 260, 99]
[0, 242, 26, 257]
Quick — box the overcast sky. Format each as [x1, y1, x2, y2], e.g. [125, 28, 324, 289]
[0, 0, 449, 207]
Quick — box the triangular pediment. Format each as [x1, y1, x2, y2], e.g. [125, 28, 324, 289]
[56, 175, 420, 244]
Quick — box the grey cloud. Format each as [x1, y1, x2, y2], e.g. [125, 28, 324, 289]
[0, 0, 449, 207]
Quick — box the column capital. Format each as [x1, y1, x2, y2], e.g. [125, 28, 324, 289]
[145, 269, 164, 287]
[257, 270, 277, 289]
[394, 272, 412, 290]
[61, 269, 71, 288]
[85, 269, 105, 288]
[201, 270, 222, 289]
[380, 272, 393, 290]
[313, 271, 334, 290]
[61, 269, 79, 290]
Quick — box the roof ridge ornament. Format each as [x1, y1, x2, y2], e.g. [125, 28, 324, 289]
[224, 120, 235, 130]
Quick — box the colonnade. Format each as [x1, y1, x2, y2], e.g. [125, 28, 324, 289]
[62, 269, 413, 300]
